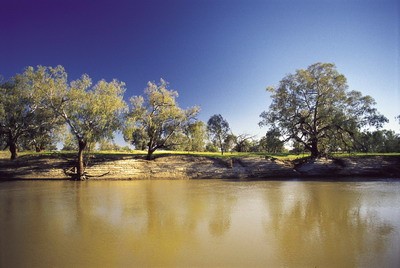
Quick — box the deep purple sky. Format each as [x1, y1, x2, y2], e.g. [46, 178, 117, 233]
[1, 0, 399, 142]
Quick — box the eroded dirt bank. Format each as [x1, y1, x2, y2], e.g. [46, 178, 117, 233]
[1, 154, 399, 180]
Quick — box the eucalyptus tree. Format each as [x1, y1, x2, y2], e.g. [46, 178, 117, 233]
[233, 134, 255, 152]
[0, 69, 62, 159]
[97, 139, 120, 151]
[184, 120, 207, 152]
[62, 132, 78, 151]
[207, 114, 230, 155]
[170, 121, 207, 151]
[260, 63, 387, 157]
[223, 134, 237, 153]
[26, 65, 127, 179]
[355, 130, 400, 153]
[259, 129, 284, 153]
[54, 77, 126, 179]
[124, 79, 200, 160]
[20, 126, 60, 152]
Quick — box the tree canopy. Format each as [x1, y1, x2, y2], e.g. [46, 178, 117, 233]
[260, 63, 388, 157]
[0, 68, 62, 159]
[1, 62, 397, 168]
[207, 114, 231, 155]
[124, 79, 200, 160]
[259, 129, 285, 154]
[183, 121, 207, 152]
[25, 65, 127, 179]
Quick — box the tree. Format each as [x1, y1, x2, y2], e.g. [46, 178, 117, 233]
[355, 130, 400, 153]
[124, 79, 200, 160]
[33, 66, 127, 179]
[205, 142, 219, 152]
[260, 63, 387, 158]
[259, 129, 285, 153]
[19, 126, 60, 152]
[207, 114, 230, 155]
[233, 134, 255, 152]
[183, 121, 207, 152]
[289, 140, 306, 155]
[62, 132, 78, 151]
[168, 121, 207, 152]
[0, 70, 61, 159]
[98, 139, 120, 151]
[223, 134, 237, 153]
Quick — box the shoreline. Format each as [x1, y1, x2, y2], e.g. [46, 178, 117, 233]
[1, 154, 400, 181]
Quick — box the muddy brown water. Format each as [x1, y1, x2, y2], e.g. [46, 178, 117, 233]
[1, 179, 399, 267]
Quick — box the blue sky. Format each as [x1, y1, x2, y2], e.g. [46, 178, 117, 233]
[1, 0, 399, 144]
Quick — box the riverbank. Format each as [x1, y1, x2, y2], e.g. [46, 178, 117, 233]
[1, 154, 399, 180]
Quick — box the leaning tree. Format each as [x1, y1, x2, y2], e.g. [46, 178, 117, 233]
[260, 62, 387, 158]
[124, 79, 200, 160]
[26, 65, 127, 179]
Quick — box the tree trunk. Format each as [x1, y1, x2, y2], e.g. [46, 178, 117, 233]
[77, 140, 87, 180]
[310, 139, 319, 158]
[146, 147, 156, 160]
[9, 142, 17, 160]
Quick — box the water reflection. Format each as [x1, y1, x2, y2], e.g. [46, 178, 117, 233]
[0, 180, 399, 267]
[262, 182, 397, 267]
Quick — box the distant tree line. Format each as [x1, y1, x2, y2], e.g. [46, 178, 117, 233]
[1, 63, 399, 179]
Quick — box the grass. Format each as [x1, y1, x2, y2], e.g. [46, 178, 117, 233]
[0, 149, 302, 160]
[1, 149, 399, 161]
[331, 152, 400, 158]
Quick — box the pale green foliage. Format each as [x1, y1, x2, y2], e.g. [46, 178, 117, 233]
[0, 67, 63, 159]
[162, 121, 207, 152]
[260, 63, 388, 157]
[205, 142, 219, 152]
[207, 114, 230, 155]
[24, 65, 127, 145]
[164, 132, 189, 151]
[63, 76, 127, 143]
[97, 139, 120, 151]
[223, 134, 236, 153]
[30, 67, 126, 146]
[26, 65, 127, 177]
[62, 132, 78, 151]
[184, 121, 207, 151]
[124, 79, 200, 159]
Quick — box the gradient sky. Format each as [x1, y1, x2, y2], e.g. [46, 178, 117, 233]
[1, 0, 399, 144]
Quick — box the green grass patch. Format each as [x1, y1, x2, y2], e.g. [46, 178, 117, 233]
[2, 149, 399, 161]
[140, 150, 309, 160]
[331, 152, 400, 158]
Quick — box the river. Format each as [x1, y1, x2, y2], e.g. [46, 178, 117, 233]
[1, 179, 399, 267]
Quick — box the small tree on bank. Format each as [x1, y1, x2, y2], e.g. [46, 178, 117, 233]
[183, 121, 207, 152]
[233, 134, 255, 152]
[259, 129, 284, 153]
[59, 77, 126, 179]
[207, 114, 230, 155]
[260, 63, 387, 158]
[124, 79, 200, 160]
